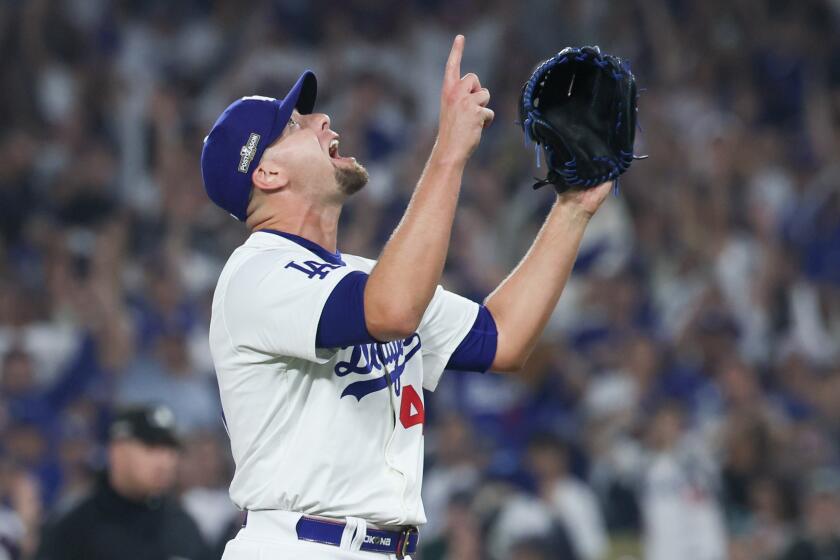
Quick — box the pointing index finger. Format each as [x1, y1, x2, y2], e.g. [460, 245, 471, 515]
[444, 35, 464, 85]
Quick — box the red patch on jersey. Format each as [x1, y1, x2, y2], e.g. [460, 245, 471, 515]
[399, 385, 425, 429]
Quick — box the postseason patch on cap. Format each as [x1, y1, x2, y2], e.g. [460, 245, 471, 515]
[238, 133, 261, 173]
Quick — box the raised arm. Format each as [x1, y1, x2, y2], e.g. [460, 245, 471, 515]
[485, 182, 613, 372]
[364, 35, 494, 341]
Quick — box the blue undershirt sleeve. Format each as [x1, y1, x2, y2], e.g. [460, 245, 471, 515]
[317, 272, 498, 373]
[445, 305, 498, 372]
[316, 271, 378, 348]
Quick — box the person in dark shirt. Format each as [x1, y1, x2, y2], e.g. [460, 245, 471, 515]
[35, 405, 211, 560]
[781, 469, 840, 560]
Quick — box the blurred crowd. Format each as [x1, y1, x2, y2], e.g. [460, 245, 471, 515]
[1, 0, 840, 558]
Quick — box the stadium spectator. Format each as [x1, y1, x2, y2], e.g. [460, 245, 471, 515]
[641, 402, 727, 560]
[177, 432, 239, 556]
[525, 434, 608, 560]
[780, 469, 840, 560]
[0, 461, 40, 560]
[34, 406, 210, 560]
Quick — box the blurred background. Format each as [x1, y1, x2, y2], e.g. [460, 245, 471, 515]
[1, 0, 840, 558]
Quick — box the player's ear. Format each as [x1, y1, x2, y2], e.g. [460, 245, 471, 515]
[252, 158, 289, 192]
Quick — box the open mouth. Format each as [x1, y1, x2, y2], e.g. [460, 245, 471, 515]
[328, 138, 355, 165]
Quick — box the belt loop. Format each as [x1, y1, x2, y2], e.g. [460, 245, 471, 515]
[339, 517, 358, 550]
[344, 516, 367, 551]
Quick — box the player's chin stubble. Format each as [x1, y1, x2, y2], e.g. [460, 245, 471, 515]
[335, 161, 369, 196]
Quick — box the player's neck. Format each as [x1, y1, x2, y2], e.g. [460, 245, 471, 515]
[249, 200, 342, 253]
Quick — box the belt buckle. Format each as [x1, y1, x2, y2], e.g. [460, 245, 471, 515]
[396, 526, 418, 559]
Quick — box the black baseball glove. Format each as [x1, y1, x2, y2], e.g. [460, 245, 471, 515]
[519, 46, 644, 192]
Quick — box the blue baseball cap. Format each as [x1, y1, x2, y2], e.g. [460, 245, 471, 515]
[201, 70, 317, 221]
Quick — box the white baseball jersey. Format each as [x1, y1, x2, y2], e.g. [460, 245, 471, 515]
[210, 230, 479, 526]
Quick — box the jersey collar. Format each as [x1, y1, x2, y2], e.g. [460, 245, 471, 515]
[259, 229, 345, 266]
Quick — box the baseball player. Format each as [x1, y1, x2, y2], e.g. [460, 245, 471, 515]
[201, 35, 613, 559]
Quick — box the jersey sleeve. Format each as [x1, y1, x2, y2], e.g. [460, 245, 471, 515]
[445, 305, 497, 372]
[316, 271, 378, 348]
[222, 253, 356, 363]
[417, 285, 480, 392]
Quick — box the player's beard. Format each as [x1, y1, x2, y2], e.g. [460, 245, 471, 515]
[335, 160, 369, 196]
